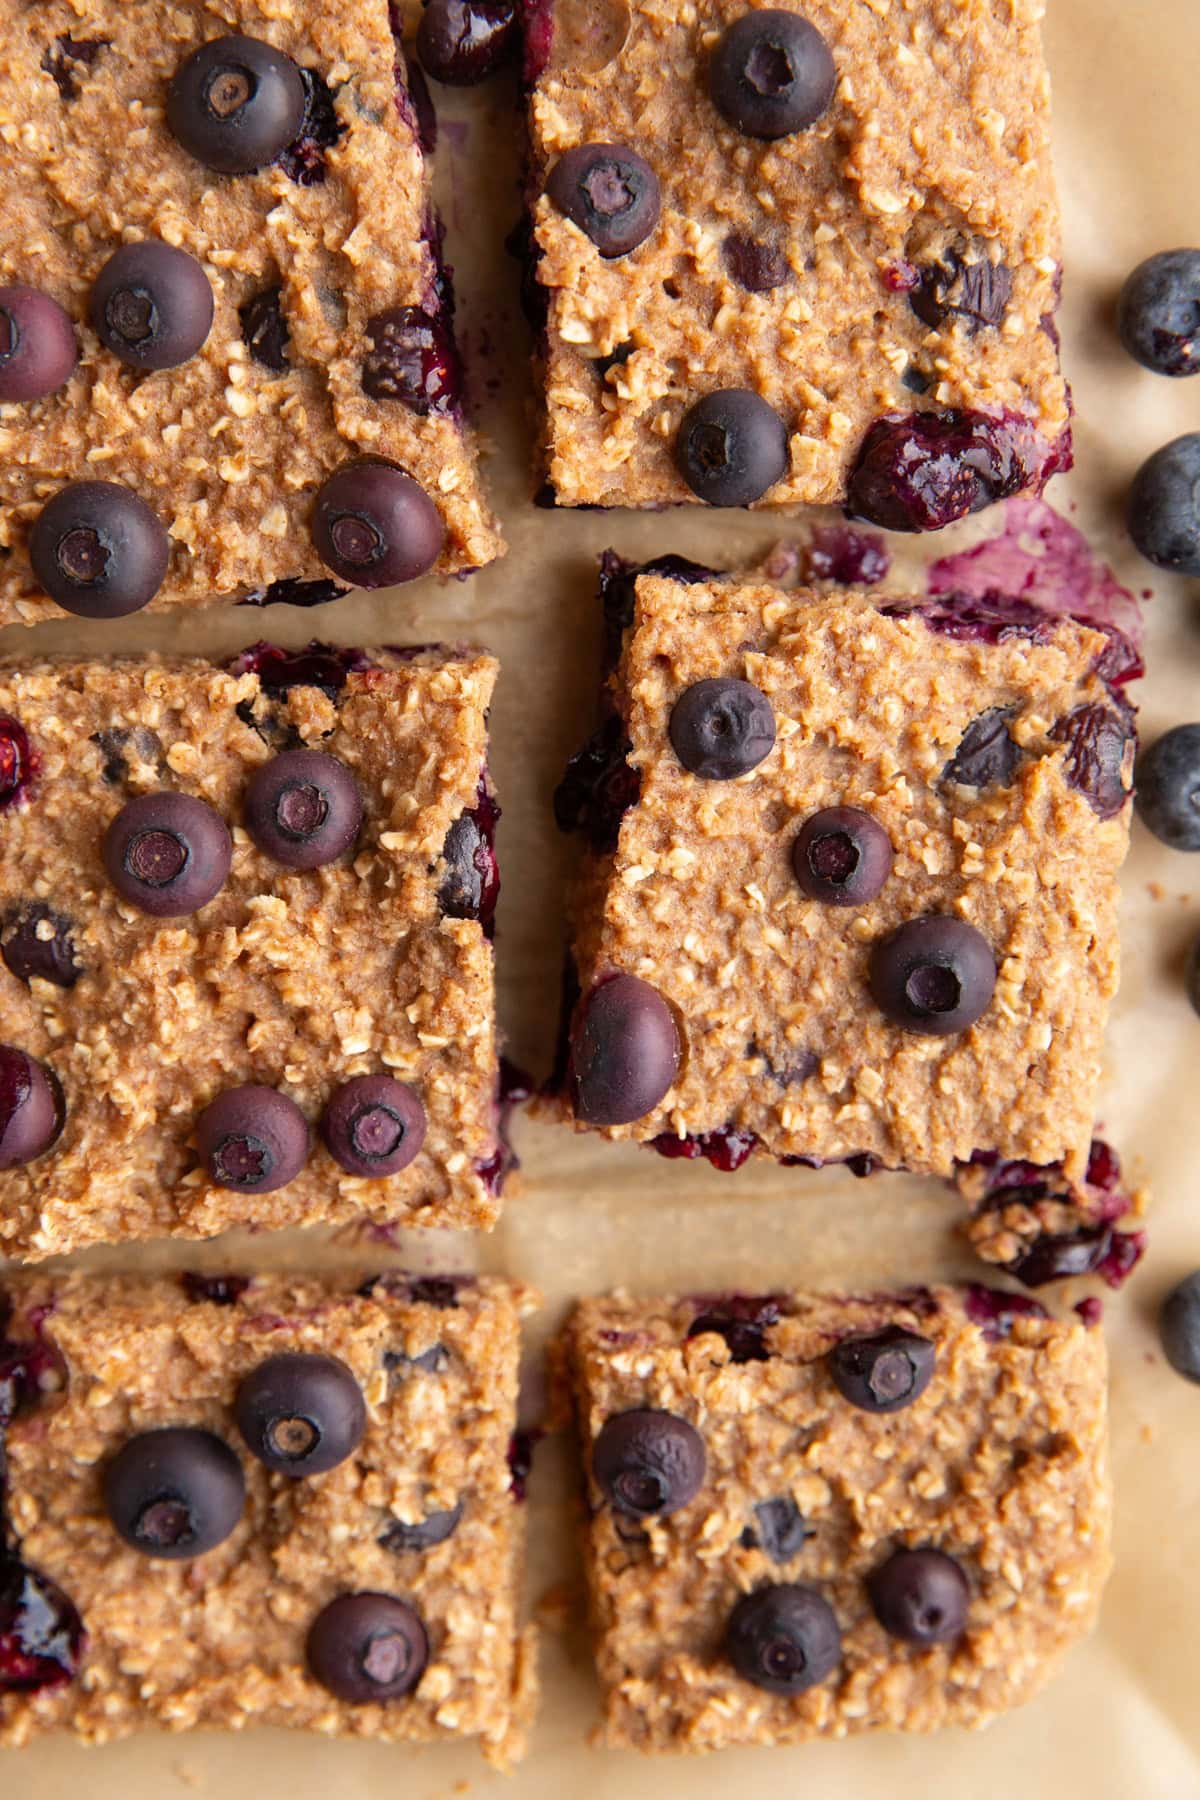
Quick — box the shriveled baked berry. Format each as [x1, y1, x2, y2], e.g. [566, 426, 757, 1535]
[196, 1085, 310, 1192]
[0, 286, 77, 402]
[546, 144, 660, 258]
[306, 1593, 428, 1701]
[30, 481, 169, 617]
[723, 233, 790, 293]
[103, 792, 231, 915]
[362, 306, 461, 415]
[321, 1076, 426, 1178]
[943, 708, 1021, 787]
[416, 0, 517, 85]
[311, 462, 444, 586]
[869, 916, 996, 1035]
[1050, 705, 1132, 820]
[167, 35, 307, 174]
[1, 906, 79, 989]
[669, 677, 776, 779]
[724, 1583, 841, 1693]
[570, 973, 680, 1126]
[244, 749, 362, 869]
[592, 1408, 706, 1515]
[792, 807, 892, 905]
[235, 1352, 366, 1476]
[104, 1427, 245, 1559]
[0, 1047, 62, 1170]
[709, 10, 836, 139]
[380, 1500, 463, 1552]
[868, 1546, 969, 1643]
[744, 1495, 812, 1562]
[828, 1325, 935, 1413]
[676, 389, 789, 505]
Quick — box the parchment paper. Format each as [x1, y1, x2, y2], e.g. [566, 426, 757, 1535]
[4, 0, 1200, 1792]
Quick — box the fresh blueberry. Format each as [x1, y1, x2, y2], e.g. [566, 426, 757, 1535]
[362, 306, 461, 415]
[570, 973, 680, 1126]
[868, 1547, 969, 1644]
[828, 1325, 935, 1413]
[792, 807, 892, 905]
[545, 144, 660, 258]
[708, 10, 836, 139]
[416, 0, 517, 85]
[244, 749, 362, 868]
[1160, 1271, 1200, 1381]
[869, 916, 996, 1035]
[166, 35, 308, 174]
[235, 1352, 366, 1476]
[90, 241, 213, 370]
[1, 906, 80, 988]
[196, 1085, 310, 1192]
[239, 285, 289, 370]
[676, 389, 789, 505]
[669, 677, 776, 780]
[30, 480, 170, 617]
[0, 1047, 62, 1170]
[722, 234, 790, 293]
[321, 1075, 426, 1178]
[744, 1495, 811, 1562]
[1117, 249, 1200, 377]
[943, 709, 1021, 788]
[104, 1427, 245, 1559]
[1050, 704, 1132, 819]
[1127, 434, 1200, 575]
[306, 1592, 429, 1701]
[724, 1583, 841, 1693]
[592, 1409, 706, 1515]
[379, 1500, 463, 1552]
[0, 286, 77, 402]
[103, 792, 231, 915]
[847, 408, 1059, 533]
[1135, 725, 1200, 849]
[311, 462, 444, 586]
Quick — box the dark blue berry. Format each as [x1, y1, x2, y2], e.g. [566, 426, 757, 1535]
[1118, 250, 1200, 377]
[1135, 725, 1200, 849]
[676, 389, 789, 506]
[592, 1410, 705, 1516]
[724, 1584, 841, 1693]
[1127, 434, 1200, 575]
[709, 11, 836, 139]
[1161, 1271, 1200, 1381]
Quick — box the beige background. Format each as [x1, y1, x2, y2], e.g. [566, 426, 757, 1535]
[3, 0, 1200, 1792]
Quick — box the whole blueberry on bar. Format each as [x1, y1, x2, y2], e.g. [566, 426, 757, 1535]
[868, 1546, 969, 1644]
[708, 10, 836, 139]
[669, 677, 776, 779]
[1127, 435, 1200, 575]
[90, 241, 214, 371]
[416, 0, 517, 85]
[1, 905, 79, 988]
[0, 285, 77, 402]
[166, 34, 308, 174]
[1134, 725, 1200, 850]
[244, 748, 363, 869]
[195, 1085, 310, 1193]
[29, 480, 170, 617]
[306, 1592, 429, 1702]
[103, 792, 232, 916]
[828, 1324, 935, 1413]
[792, 806, 892, 905]
[676, 389, 789, 505]
[104, 1426, 245, 1559]
[869, 915, 996, 1035]
[363, 306, 461, 415]
[591, 1408, 706, 1515]
[235, 1352, 367, 1476]
[1117, 249, 1200, 377]
[311, 462, 445, 586]
[321, 1075, 427, 1177]
[545, 144, 661, 258]
[724, 1583, 841, 1693]
[1160, 1271, 1200, 1381]
[0, 1046, 62, 1170]
[570, 973, 680, 1125]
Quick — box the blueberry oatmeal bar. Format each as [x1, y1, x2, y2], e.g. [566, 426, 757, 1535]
[0, 1270, 537, 1762]
[551, 562, 1134, 1180]
[0, 644, 506, 1261]
[558, 1283, 1110, 1750]
[0, 0, 500, 625]
[522, 0, 1070, 524]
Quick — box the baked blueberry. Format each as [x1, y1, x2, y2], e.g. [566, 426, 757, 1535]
[1, 906, 80, 988]
[570, 973, 680, 1126]
[0, 1553, 85, 1692]
[195, 1085, 310, 1192]
[306, 1592, 429, 1702]
[745, 1495, 811, 1562]
[0, 286, 77, 402]
[321, 1075, 426, 1177]
[724, 1583, 841, 1693]
[868, 1546, 969, 1644]
[592, 1408, 706, 1515]
[1160, 1271, 1200, 1381]
[828, 1325, 935, 1413]
[545, 144, 660, 258]
[103, 792, 231, 915]
[1127, 434, 1200, 576]
[29, 480, 169, 617]
[943, 708, 1021, 788]
[792, 807, 892, 905]
[90, 242, 214, 370]
[723, 233, 790, 293]
[1117, 249, 1200, 377]
[0, 1047, 62, 1170]
[669, 677, 776, 779]
[235, 1352, 367, 1476]
[380, 1500, 463, 1552]
[103, 1427, 245, 1559]
[416, 0, 517, 85]
[708, 10, 836, 139]
[362, 306, 461, 415]
[846, 408, 1048, 533]
[1134, 724, 1200, 849]
[244, 749, 363, 868]
[676, 389, 789, 505]
[0, 717, 36, 810]
[311, 462, 445, 586]
[166, 35, 308, 174]
[239, 284, 289, 370]
[868, 915, 996, 1035]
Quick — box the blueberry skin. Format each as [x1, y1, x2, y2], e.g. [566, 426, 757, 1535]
[417, 0, 518, 86]
[570, 973, 680, 1126]
[235, 1352, 367, 1476]
[30, 480, 170, 618]
[868, 915, 996, 1036]
[1161, 1273, 1200, 1381]
[320, 1075, 426, 1178]
[1135, 725, 1200, 850]
[591, 1409, 706, 1516]
[792, 806, 893, 906]
[1117, 249, 1200, 377]
[1127, 434, 1200, 576]
[0, 286, 78, 402]
[306, 1592, 429, 1702]
[724, 1583, 842, 1694]
[676, 389, 789, 506]
[167, 35, 308, 174]
[311, 462, 445, 587]
[104, 1427, 245, 1560]
[828, 1325, 935, 1414]
[196, 1085, 311, 1193]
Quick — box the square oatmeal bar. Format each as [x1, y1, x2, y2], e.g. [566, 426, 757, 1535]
[0, 0, 500, 624]
[0, 643, 507, 1260]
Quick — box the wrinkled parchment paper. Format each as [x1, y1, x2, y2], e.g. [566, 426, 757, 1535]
[4, 0, 1200, 1793]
